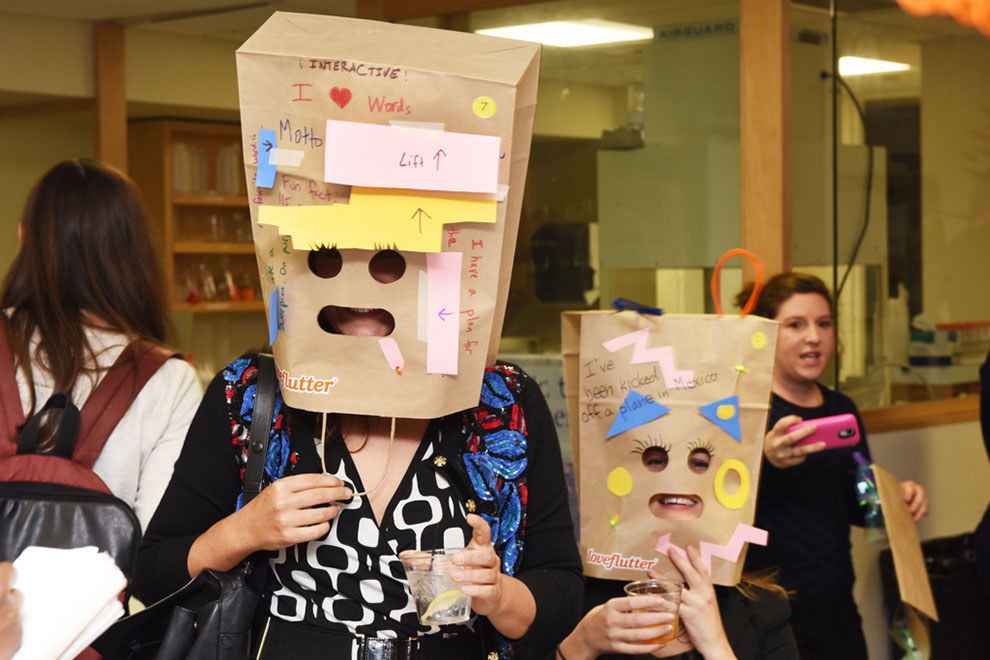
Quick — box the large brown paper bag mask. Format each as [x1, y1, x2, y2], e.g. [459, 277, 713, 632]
[236, 13, 540, 417]
[563, 250, 777, 585]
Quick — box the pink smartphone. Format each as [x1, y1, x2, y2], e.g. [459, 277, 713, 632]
[789, 413, 860, 449]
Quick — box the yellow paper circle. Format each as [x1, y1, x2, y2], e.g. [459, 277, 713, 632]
[472, 96, 497, 118]
[714, 459, 750, 510]
[716, 404, 735, 420]
[751, 332, 767, 349]
[607, 467, 633, 496]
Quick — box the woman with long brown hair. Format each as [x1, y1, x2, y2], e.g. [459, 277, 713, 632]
[738, 272, 927, 660]
[1, 158, 202, 529]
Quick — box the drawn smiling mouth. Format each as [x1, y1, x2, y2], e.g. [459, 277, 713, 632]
[649, 493, 703, 520]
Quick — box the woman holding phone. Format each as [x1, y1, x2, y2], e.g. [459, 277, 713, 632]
[736, 272, 928, 660]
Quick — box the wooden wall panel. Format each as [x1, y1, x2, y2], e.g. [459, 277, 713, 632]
[740, 0, 791, 278]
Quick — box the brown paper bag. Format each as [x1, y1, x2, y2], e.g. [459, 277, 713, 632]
[873, 464, 939, 621]
[235, 13, 540, 417]
[563, 252, 778, 585]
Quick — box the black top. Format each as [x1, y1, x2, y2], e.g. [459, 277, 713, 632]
[744, 384, 872, 596]
[583, 577, 799, 660]
[134, 361, 584, 652]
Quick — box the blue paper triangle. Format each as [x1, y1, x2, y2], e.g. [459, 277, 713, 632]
[606, 390, 671, 439]
[699, 395, 742, 442]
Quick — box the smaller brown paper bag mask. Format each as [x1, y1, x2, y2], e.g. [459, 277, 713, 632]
[235, 13, 540, 417]
[563, 252, 778, 586]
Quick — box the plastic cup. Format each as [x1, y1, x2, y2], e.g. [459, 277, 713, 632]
[624, 579, 681, 644]
[400, 548, 472, 625]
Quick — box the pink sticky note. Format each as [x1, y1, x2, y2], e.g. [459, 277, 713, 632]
[324, 120, 500, 194]
[426, 252, 462, 374]
[378, 338, 404, 373]
[602, 328, 694, 389]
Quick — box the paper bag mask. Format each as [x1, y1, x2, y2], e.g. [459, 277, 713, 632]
[236, 13, 540, 417]
[563, 252, 778, 585]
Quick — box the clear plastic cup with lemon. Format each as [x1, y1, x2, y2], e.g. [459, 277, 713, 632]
[400, 548, 472, 626]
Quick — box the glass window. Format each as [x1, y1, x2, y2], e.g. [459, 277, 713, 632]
[431, 0, 744, 357]
[795, 2, 988, 409]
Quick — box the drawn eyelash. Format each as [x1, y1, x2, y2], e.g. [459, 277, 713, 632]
[687, 439, 716, 455]
[631, 435, 671, 455]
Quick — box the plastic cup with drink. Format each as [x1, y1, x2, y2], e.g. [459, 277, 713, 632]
[400, 548, 472, 626]
[624, 578, 682, 644]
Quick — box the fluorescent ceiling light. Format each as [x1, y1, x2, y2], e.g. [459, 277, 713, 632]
[838, 56, 910, 76]
[476, 19, 654, 48]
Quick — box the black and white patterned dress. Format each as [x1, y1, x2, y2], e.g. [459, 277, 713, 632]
[268, 425, 475, 638]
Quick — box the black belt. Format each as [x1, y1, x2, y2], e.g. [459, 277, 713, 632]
[258, 617, 483, 659]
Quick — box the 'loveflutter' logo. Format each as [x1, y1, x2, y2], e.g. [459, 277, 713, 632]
[277, 367, 339, 394]
[585, 548, 658, 571]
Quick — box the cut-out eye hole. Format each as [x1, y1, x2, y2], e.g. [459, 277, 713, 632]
[369, 249, 406, 283]
[688, 449, 711, 474]
[642, 446, 668, 472]
[308, 247, 342, 279]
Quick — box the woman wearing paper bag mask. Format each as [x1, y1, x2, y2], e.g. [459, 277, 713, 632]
[738, 273, 928, 660]
[134, 241, 583, 657]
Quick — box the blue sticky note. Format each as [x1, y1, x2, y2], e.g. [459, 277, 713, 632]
[606, 390, 671, 439]
[256, 128, 277, 188]
[268, 289, 278, 345]
[699, 395, 742, 442]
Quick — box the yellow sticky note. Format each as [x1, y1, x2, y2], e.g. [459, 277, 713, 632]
[258, 187, 497, 253]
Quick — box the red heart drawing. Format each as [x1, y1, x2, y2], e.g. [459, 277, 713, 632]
[330, 87, 352, 109]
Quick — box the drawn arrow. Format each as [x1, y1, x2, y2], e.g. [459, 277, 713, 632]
[410, 207, 432, 233]
[437, 308, 452, 321]
[263, 140, 274, 152]
[433, 149, 447, 171]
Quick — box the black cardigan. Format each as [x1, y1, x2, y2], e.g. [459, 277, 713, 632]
[134, 357, 584, 653]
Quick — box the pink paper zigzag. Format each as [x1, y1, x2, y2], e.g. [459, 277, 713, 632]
[601, 328, 693, 389]
[654, 523, 769, 573]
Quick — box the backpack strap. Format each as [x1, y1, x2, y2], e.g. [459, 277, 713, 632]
[0, 315, 26, 452]
[243, 354, 277, 505]
[72, 340, 180, 469]
[16, 392, 81, 459]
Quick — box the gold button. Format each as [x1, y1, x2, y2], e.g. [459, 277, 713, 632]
[433, 456, 447, 467]
[488, 653, 499, 660]
[466, 499, 477, 513]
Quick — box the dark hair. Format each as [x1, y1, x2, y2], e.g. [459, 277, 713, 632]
[735, 272, 834, 320]
[1, 159, 169, 446]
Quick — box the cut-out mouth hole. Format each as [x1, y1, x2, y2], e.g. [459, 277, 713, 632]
[648, 493, 703, 521]
[318, 306, 396, 337]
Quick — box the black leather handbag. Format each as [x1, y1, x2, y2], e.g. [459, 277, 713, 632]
[94, 354, 277, 660]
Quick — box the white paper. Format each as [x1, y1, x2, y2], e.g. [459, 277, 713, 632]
[12, 546, 126, 660]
